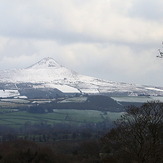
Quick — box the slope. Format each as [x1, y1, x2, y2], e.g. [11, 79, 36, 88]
[0, 57, 163, 97]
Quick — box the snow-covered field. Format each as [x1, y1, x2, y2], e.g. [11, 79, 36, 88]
[0, 90, 20, 98]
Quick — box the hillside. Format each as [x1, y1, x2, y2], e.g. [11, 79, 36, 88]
[0, 57, 163, 98]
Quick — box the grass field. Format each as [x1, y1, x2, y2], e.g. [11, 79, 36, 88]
[0, 109, 124, 127]
[0, 97, 126, 128]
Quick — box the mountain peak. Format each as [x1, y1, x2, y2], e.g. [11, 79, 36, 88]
[27, 57, 61, 69]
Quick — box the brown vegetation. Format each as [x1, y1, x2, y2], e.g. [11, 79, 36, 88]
[101, 101, 163, 163]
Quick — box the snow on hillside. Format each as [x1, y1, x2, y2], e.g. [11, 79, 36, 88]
[0, 90, 20, 98]
[27, 57, 61, 69]
[0, 57, 163, 97]
[33, 83, 80, 93]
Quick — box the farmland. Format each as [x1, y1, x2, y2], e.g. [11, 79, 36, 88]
[0, 109, 124, 128]
[0, 95, 158, 128]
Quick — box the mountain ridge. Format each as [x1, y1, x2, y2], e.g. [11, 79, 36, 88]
[0, 57, 163, 98]
[27, 57, 62, 69]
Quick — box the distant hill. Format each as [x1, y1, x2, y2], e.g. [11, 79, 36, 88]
[0, 57, 163, 98]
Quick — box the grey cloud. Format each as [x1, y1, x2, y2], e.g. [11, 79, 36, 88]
[129, 0, 163, 20]
[0, 0, 162, 45]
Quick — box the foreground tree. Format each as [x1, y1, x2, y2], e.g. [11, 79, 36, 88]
[102, 101, 163, 163]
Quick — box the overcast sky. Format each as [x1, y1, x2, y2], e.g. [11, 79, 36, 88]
[0, 0, 163, 86]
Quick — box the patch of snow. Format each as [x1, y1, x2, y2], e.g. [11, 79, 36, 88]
[0, 90, 20, 98]
[145, 87, 163, 92]
[27, 57, 61, 69]
[80, 89, 99, 94]
[17, 96, 28, 99]
[44, 84, 80, 93]
[32, 100, 51, 104]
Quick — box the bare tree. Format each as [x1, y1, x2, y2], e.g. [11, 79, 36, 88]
[102, 101, 163, 163]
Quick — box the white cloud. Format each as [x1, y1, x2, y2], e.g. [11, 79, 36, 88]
[0, 0, 163, 86]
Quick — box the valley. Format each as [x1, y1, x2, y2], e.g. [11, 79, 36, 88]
[0, 57, 162, 143]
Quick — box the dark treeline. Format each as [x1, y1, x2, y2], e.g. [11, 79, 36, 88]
[0, 139, 102, 163]
[0, 120, 113, 143]
[0, 121, 111, 162]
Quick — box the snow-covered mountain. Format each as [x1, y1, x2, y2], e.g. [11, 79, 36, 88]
[0, 57, 163, 98]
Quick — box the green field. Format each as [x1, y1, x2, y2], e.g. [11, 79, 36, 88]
[0, 109, 124, 127]
[0, 96, 127, 128]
